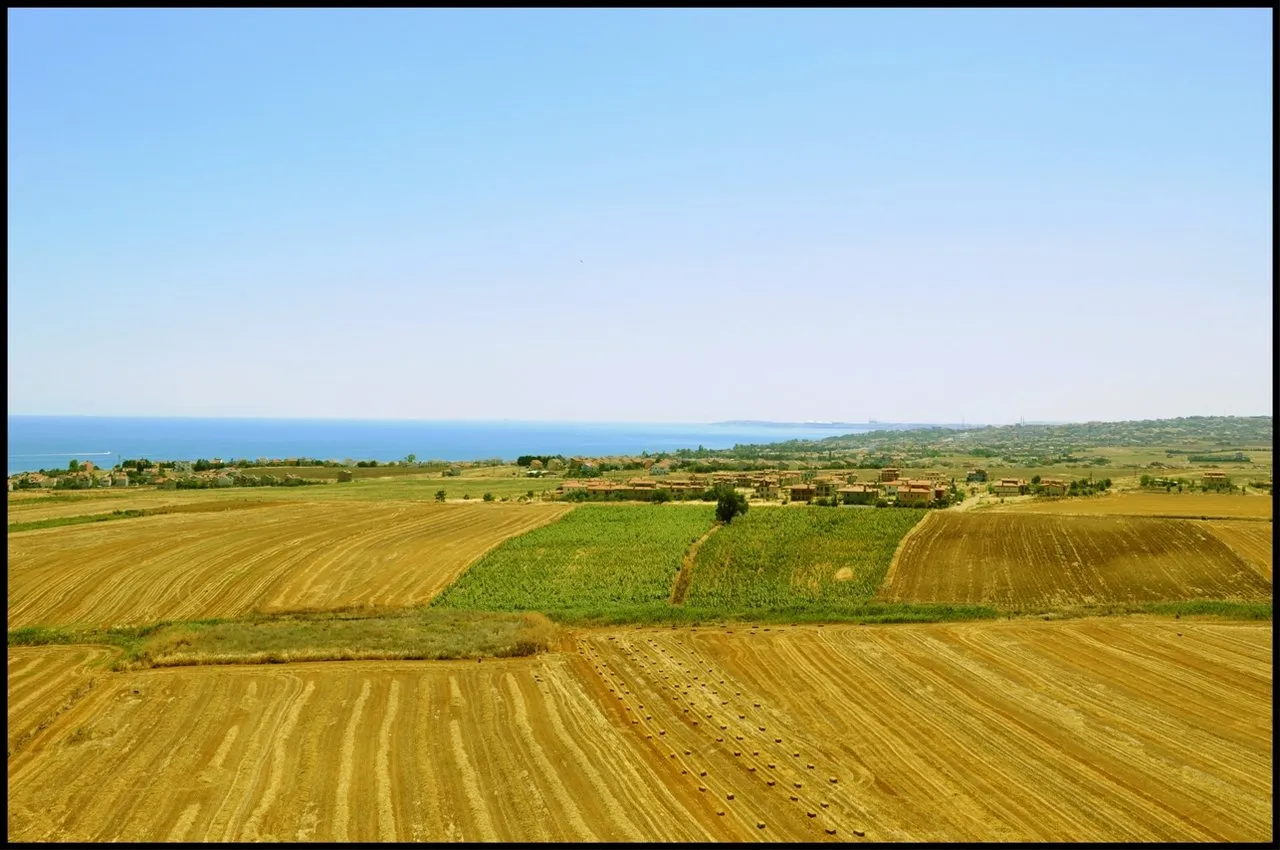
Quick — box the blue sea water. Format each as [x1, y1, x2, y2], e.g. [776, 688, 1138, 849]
[6, 417, 873, 475]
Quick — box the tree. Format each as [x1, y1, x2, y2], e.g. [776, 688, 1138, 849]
[405, 454, 417, 465]
[715, 487, 748, 524]
[68, 459, 80, 472]
[434, 489, 447, 502]
[482, 492, 495, 502]
[1031, 475, 1041, 485]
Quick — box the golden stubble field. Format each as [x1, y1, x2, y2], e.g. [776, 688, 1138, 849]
[7, 502, 571, 629]
[881, 512, 1272, 607]
[985, 490, 1272, 519]
[1196, 520, 1273, 580]
[7, 619, 1270, 842]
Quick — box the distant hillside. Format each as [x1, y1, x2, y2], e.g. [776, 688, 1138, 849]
[713, 415, 1273, 459]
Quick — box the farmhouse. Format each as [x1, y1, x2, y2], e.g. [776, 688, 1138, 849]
[754, 477, 779, 499]
[993, 478, 1027, 497]
[838, 484, 878, 505]
[966, 468, 988, 483]
[1040, 478, 1068, 496]
[788, 484, 816, 503]
[336, 469, 354, 482]
[896, 481, 934, 506]
[879, 467, 900, 483]
[1202, 471, 1228, 485]
[813, 477, 839, 499]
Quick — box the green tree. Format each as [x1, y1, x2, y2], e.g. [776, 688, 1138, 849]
[434, 489, 447, 502]
[1031, 475, 1041, 485]
[68, 459, 80, 472]
[483, 492, 495, 502]
[715, 487, 748, 524]
[405, 454, 417, 465]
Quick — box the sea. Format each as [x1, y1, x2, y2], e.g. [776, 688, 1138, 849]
[6, 416, 876, 475]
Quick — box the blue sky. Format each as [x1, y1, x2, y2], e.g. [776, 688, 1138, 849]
[7, 9, 1272, 423]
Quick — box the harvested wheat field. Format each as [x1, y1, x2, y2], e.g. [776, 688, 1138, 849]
[6, 655, 728, 842]
[1197, 520, 1273, 580]
[6, 489, 285, 525]
[7, 502, 571, 629]
[7, 646, 108, 758]
[8, 619, 1269, 842]
[988, 490, 1272, 519]
[880, 512, 1271, 607]
[579, 618, 1271, 842]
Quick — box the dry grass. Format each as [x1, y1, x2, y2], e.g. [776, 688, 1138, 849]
[133, 609, 558, 669]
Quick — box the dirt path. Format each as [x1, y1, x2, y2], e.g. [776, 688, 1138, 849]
[669, 523, 721, 605]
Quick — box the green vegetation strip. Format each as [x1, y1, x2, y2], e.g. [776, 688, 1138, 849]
[685, 507, 927, 609]
[433, 504, 717, 612]
[8, 510, 149, 533]
[1004, 600, 1274, 621]
[7, 608, 556, 671]
[535, 601, 1001, 627]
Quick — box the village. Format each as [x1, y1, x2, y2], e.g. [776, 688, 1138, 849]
[552, 466, 977, 506]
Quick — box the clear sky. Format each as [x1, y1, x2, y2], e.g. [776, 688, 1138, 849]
[7, 9, 1272, 424]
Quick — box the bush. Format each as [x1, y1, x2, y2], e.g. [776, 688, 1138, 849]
[435, 489, 447, 502]
[715, 488, 749, 524]
[483, 492, 495, 502]
[651, 488, 671, 504]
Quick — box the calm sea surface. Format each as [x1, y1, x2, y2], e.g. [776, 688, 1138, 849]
[7, 417, 872, 475]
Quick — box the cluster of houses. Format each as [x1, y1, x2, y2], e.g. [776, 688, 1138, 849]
[7, 460, 235, 491]
[555, 467, 958, 505]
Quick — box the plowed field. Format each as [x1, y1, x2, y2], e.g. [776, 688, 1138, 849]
[880, 513, 1272, 607]
[7, 502, 570, 629]
[988, 491, 1272, 519]
[1197, 520, 1273, 580]
[8, 619, 1270, 842]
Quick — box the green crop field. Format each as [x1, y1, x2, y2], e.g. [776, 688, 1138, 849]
[432, 504, 715, 616]
[685, 507, 926, 610]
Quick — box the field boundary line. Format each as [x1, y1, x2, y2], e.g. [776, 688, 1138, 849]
[878, 510, 935, 595]
[669, 522, 721, 605]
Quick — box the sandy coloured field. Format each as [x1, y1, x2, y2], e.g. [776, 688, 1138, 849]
[579, 619, 1271, 841]
[7, 502, 570, 629]
[7, 646, 109, 758]
[7, 619, 1271, 842]
[1197, 520, 1273, 580]
[879, 512, 1272, 607]
[7, 654, 724, 842]
[985, 490, 1272, 519]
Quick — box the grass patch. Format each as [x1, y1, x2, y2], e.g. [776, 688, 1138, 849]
[685, 507, 926, 609]
[433, 504, 716, 612]
[7, 510, 146, 533]
[7, 608, 557, 670]
[1000, 599, 1273, 621]
[435, 601, 998, 628]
